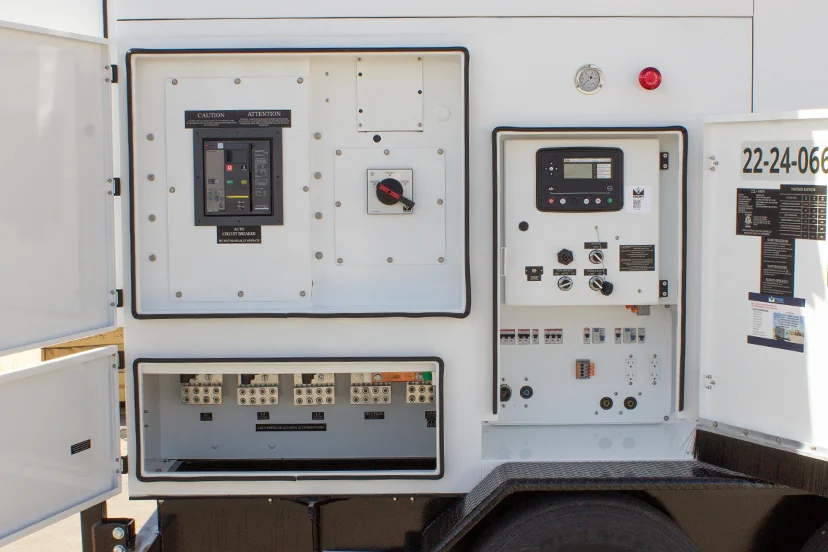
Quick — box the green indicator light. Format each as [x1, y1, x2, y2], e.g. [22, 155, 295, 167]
[607, 198, 613, 203]
[226, 180, 234, 185]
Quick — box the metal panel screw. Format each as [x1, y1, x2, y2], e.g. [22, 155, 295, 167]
[709, 167, 716, 171]
[315, 252, 323, 259]
[709, 156, 716, 160]
[314, 132, 322, 140]
[524, 404, 528, 408]
[438, 149, 443, 154]
[149, 254, 156, 262]
[619, 411, 623, 415]
[417, 57, 422, 61]
[238, 291, 244, 297]
[706, 385, 712, 389]
[358, 123, 363, 128]
[234, 78, 241, 84]
[437, 199, 443, 205]
[147, 134, 154, 141]
[811, 445, 817, 451]
[171, 79, 178, 85]
[315, 212, 323, 219]
[175, 292, 182, 298]
[357, 57, 362, 62]
[706, 374, 712, 379]
[637, 289, 642, 293]
[336, 150, 342, 155]
[653, 354, 657, 358]
[325, 98, 330, 103]
[663, 415, 669, 421]
[114, 546, 127, 552]
[147, 174, 155, 181]
[418, 123, 423, 128]
[387, 257, 393, 263]
[169, 187, 176, 193]
[314, 172, 322, 179]
[325, 72, 329, 76]
[297, 77, 304, 84]
[712, 421, 718, 427]
[303, 186, 309, 192]
[384, 149, 390, 155]
[776, 437, 782, 444]
[743, 429, 749, 435]
[615, 236, 619, 240]
[438, 257, 444, 263]
[149, 214, 156, 222]
[300, 291, 306, 297]
[337, 258, 343, 264]
[112, 527, 125, 540]
[710, 380, 716, 385]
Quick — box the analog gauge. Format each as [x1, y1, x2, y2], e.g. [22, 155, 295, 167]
[575, 64, 604, 95]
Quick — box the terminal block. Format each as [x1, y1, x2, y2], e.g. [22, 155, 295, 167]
[237, 374, 278, 406]
[180, 374, 223, 405]
[350, 385, 392, 405]
[575, 360, 595, 380]
[406, 382, 436, 404]
[293, 373, 335, 406]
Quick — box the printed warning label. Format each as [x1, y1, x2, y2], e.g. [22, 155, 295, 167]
[255, 423, 327, 432]
[737, 186, 826, 241]
[747, 293, 805, 353]
[619, 245, 655, 272]
[185, 109, 292, 128]
[760, 237, 795, 296]
[217, 226, 261, 244]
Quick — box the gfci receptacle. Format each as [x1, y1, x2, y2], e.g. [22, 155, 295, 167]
[649, 358, 662, 382]
[625, 359, 637, 383]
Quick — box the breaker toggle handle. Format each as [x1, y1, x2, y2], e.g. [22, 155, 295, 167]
[377, 180, 415, 209]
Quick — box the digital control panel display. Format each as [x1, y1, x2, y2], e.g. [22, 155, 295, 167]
[537, 148, 623, 212]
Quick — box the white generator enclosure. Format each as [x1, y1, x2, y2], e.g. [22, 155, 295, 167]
[128, 49, 468, 316]
[700, 112, 828, 459]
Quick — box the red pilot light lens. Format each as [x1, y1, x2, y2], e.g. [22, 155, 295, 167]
[638, 67, 662, 90]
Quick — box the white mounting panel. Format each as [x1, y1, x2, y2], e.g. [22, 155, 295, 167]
[0, 347, 121, 547]
[335, 148, 446, 265]
[0, 22, 115, 356]
[129, 50, 467, 316]
[503, 137, 661, 306]
[701, 111, 828, 454]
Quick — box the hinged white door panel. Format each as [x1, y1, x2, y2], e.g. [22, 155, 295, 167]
[0, 22, 116, 356]
[701, 110, 828, 455]
[0, 347, 122, 547]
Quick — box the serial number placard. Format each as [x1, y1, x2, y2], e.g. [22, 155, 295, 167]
[742, 142, 828, 180]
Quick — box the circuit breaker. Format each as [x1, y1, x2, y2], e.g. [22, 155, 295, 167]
[494, 128, 684, 425]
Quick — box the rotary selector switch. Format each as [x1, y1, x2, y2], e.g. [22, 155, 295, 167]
[588, 276, 605, 292]
[557, 276, 573, 291]
[588, 249, 604, 264]
[367, 169, 414, 214]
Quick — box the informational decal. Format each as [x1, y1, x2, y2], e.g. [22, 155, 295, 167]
[364, 412, 385, 420]
[619, 245, 655, 272]
[311, 412, 324, 421]
[185, 109, 291, 128]
[624, 186, 651, 214]
[217, 226, 262, 244]
[255, 423, 326, 432]
[583, 268, 607, 276]
[552, 269, 577, 276]
[741, 142, 828, 180]
[584, 242, 608, 249]
[760, 237, 795, 297]
[747, 293, 805, 353]
[256, 412, 270, 421]
[737, 186, 826, 241]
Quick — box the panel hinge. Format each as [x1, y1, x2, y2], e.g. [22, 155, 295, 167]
[659, 280, 669, 298]
[109, 64, 118, 84]
[117, 350, 125, 370]
[119, 455, 128, 475]
[115, 289, 124, 308]
[659, 152, 669, 170]
[112, 177, 121, 196]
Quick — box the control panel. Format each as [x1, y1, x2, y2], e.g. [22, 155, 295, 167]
[536, 147, 623, 212]
[494, 128, 684, 426]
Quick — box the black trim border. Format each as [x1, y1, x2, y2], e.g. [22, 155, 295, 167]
[125, 47, 471, 320]
[491, 126, 689, 414]
[132, 356, 445, 483]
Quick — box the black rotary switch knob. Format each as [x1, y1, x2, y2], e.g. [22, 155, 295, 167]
[600, 280, 614, 296]
[377, 178, 415, 209]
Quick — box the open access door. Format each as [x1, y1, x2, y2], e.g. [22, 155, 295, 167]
[0, 16, 122, 546]
[698, 110, 828, 496]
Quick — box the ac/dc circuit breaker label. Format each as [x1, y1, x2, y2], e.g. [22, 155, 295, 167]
[185, 110, 292, 128]
[217, 226, 262, 244]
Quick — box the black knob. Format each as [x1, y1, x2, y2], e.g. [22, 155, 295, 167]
[588, 249, 604, 264]
[557, 276, 573, 291]
[557, 249, 574, 265]
[376, 178, 404, 205]
[500, 385, 512, 402]
[601, 280, 614, 296]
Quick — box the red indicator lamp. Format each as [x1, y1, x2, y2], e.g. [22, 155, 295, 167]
[638, 67, 662, 90]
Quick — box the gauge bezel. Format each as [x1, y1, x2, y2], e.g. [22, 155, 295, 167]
[575, 64, 604, 95]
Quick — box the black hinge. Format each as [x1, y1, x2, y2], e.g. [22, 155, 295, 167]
[659, 280, 669, 298]
[109, 64, 118, 84]
[120, 456, 128, 475]
[112, 177, 121, 196]
[660, 152, 669, 170]
[117, 351, 125, 370]
[115, 289, 124, 308]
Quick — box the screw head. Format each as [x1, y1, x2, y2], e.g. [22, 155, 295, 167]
[175, 292, 182, 298]
[384, 149, 390, 155]
[663, 415, 669, 421]
[234, 78, 241, 84]
[297, 77, 304, 84]
[238, 291, 244, 297]
[437, 199, 443, 205]
[300, 291, 306, 297]
[438, 257, 445, 263]
[712, 421, 718, 427]
[112, 527, 125, 540]
[637, 289, 642, 293]
[303, 186, 309, 192]
[114, 545, 127, 552]
[169, 187, 176, 193]
[146, 133, 155, 141]
[418, 123, 423, 128]
[171, 79, 178, 85]
[315, 252, 323, 259]
[387, 257, 393, 263]
[336, 150, 342, 155]
[149, 254, 157, 262]
[743, 429, 749, 436]
[335, 201, 341, 207]
[147, 174, 155, 181]
[149, 215, 157, 222]
[337, 258, 343, 264]
[314, 132, 322, 140]
[325, 98, 330, 103]
[315, 212, 323, 219]
[438, 149, 444, 154]
[314, 172, 322, 179]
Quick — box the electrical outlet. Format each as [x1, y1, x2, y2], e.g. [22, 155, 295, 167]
[649, 358, 662, 382]
[625, 358, 637, 383]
